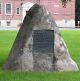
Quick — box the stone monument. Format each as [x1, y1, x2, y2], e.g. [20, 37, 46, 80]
[4, 4, 79, 71]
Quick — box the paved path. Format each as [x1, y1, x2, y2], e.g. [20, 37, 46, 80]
[0, 27, 19, 30]
[59, 27, 80, 30]
[0, 27, 80, 30]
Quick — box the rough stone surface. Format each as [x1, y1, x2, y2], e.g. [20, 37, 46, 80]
[4, 4, 79, 71]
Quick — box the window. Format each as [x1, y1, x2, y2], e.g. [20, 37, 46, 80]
[6, 21, 11, 26]
[54, 5, 59, 7]
[6, 4, 11, 15]
[53, 13, 59, 14]
[0, 21, 1, 26]
[53, 4, 59, 15]
[0, 3, 2, 14]
[16, 8, 20, 15]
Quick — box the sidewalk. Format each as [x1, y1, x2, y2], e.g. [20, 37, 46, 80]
[0, 27, 19, 30]
[59, 27, 80, 30]
[0, 27, 80, 30]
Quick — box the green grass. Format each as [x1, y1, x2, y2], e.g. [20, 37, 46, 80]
[60, 30, 80, 69]
[0, 31, 18, 69]
[0, 71, 80, 81]
[0, 30, 80, 81]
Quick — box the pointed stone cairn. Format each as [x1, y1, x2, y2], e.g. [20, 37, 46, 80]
[4, 4, 79, 71]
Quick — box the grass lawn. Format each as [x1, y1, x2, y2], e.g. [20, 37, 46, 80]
[60, 30, 80, 69]
[0, 30, 80, 81]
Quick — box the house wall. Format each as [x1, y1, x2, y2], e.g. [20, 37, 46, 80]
[0, 0, 75, 27]
[40, 0, 75, 27]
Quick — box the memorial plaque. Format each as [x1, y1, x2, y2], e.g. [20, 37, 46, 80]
[33, 30, 54, 53]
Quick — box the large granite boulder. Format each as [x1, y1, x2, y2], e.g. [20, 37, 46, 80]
[4, 4, 79, 71]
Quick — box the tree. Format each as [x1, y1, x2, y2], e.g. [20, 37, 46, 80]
[75, 0, 80, 27]
[61, 0, 71, 7]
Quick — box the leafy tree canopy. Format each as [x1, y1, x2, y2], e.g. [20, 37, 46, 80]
[61, 0, 71, 7]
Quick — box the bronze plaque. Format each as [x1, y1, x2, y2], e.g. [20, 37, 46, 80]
[33, 30, 54, 53]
